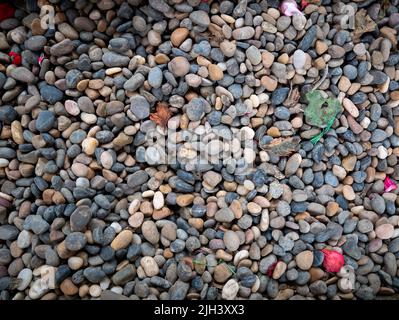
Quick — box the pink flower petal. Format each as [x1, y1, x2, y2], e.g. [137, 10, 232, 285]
[280, 0, 303, 17]
[384, 177, 397, 193]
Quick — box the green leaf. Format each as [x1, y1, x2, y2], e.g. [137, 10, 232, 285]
[304, 90, 341, 128]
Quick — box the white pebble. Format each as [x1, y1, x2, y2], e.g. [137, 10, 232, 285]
[153, 191, 164, 210]
[128, 199, 141, 214]
[0, 159, 9, 167]
[100, 277, 110, 290]
[89, 285, 102, 297]
[110, 286, 124, 295]
[110, 222, 122, 233]
[377, 145, 388, 159]
[243, 148, 256, 163]
[222, 279, 239, 300]
[142, 190, 155, 198]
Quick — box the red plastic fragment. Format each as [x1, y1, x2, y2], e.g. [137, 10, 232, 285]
[0, 3, 15, 21]
[38, 53, 46, 66]
[384, 176, 397, 193]
[321, 249, 345, 273]
[9, 52, 21, 66]
[301, 0, 309, 10]
[266, 261, 278, 277]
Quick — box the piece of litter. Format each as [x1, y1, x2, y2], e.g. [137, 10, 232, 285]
[280, 0, 303, 16]
[321, 249, 345, 273]
[9, 51, 21, 66]
[384, 177, 397, 192]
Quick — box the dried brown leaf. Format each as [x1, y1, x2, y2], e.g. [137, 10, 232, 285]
[263, 136, 301, 157]
[353, 9, 377, 43]
[283, 83, 301, 108]
[149, 102, 172, 128]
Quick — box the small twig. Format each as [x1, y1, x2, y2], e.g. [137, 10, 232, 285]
[312, 65, 329, 92]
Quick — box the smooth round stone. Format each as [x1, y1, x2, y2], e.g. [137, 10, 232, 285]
[35, 111, 55, 132]
[371, 194, 386, 214]
[40, 84, 64, 104]
[375, 224, 394, 240]
[102, 52, 129, 67]
[111, 230, 133, 250]
[17, 268, 33, 291]
[10, 67, 35, 83]
[189, 10, 210, 27]
[124, 73, 145, 91]
[25, 35, 47, 51]
[65, 232, 87, 251]
[271, 87, 290, 105]
[274, 107, 290, 120]
[17, 230, 32, 249]
[130, 96, 150, 120]
[222, 279, 239, 300]
[186, 98, 206, 121]
[293, 50, 306, 70]
[215, 208, 234, 223]
[343, 65, 357, 80]
[169, 57, 190, 77]
[0, 105, 17, 123]
[140, 256, 159, 277]
[153, 191, 164, 210]
[148, 67, 163, 88]
[296, 251, 314, 270]
[208, 64, 224, 81]
[292, 14, 306, 30]
[141, 221, 160, 244]
[132, 16, 147, 32]
[68, 257, 84, 270]
[232, 27, 255, 40]
[171, 28, 189, 47]
[246, 46, 261, 65]
[357, 220, 373, 233]
[100, 151, 114, 169]
[223, 231, 240, 251]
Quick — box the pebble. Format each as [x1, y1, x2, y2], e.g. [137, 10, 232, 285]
[142, 221, 160, 244]
[296, 251, 314, 270]
[0, 0, 397, 302]
[129, 96, 151, 120]
[10, 67, 35, 83]
[111, 230, 133, 250]
[140, 257, 159, 277]
[65, 232, 87, 251]
[223, 231, 240, 252]
[171, 28, 189, 47]
[222, 279, 239, 300]
[375, 224, 394, 240]
[169, 57, 190, 77]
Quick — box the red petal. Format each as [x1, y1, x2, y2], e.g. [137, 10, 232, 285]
[266, 261, 278, 277]
[9, 52, 22, 66]
[321, 249, 345, 273]
[0, 3, 15, 21]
